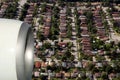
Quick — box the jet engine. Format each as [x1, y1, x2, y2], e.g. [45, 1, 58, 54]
[0, 19, 34, 80]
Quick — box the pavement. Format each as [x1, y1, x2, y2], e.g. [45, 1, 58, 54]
[70, 8, 78, 60]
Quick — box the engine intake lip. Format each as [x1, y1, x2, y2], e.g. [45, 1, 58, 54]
[16, 23, 34, 80]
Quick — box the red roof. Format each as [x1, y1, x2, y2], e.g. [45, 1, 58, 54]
[58, 42, 67, 47]
[35, 61, 41, 68]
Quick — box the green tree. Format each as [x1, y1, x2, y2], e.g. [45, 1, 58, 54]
[105, 65, 113, 74]
[40, 3, 46, 12]
[37, 31, 44, 41]
[101, 72, 108, 79]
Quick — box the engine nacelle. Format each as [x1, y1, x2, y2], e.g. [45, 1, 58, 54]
[0, 19, 34, 80]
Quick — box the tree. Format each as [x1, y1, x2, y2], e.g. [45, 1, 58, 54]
[91, 28, 97, 34]
[74, 7, 78, 16]
[87, 62, 95, 71]
[76, 77, 82, 80]
[40, 3, 46, 12]
[92, 67, 99, 73]
[118, 42, 120, 48]
[70, 55, 74, 61]
[19, 3, 29, 20]
[105, 65, 113, 74]
[112, 78, 120, 80]
[53, 6, 59, 19]
[101, 72, 108, 79]
[37, 31, 44, 41]
[33, 5, 38, 17]
[67, 23, 72, 38]
[40, 75, 47, 80]
[66, 7, 71, 16]
[65, 49, 72, 58]
[58, 0, 65, 7]
[47, 65, 52, 70]
[4, 3, 18, 19]
[67, 42, 73, 48]
[86, 2, 91, 7]
[43, 42, 51, 49]
[102, 0, 110, 7]
[104, 43, 112, 51]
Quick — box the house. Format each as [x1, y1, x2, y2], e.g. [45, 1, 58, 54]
[62, 62, 67, 67]
[108, 73, 116, 80]
[84, 50, 92, 55]
[41, 61, 47, 68]
[60, 19, 66, 23]
[60, 13, 66, 19]
[75, 61, 82, 68]
[93, 72, 101, 80]
[55, 73, 62, 78]
[81, 18, 87, 24]
[82, 44, 91, 51]
[71, 73, 77, 78]
[95, 23, 104, 29]
[78, 72, 85, 78]
[1, 3, 8, 9]
[73, 68, 79, 73]
[93, 56, 97, 62]
[98, 50, 105, 55]
[95, 62, 103, 68]
[34, 71, 40, 78]
[24, 17, 33, 24]
[44, 22, 51, 27]
[66, 62, 72, 68]
[60, 32, 67, 38]
[48, 72, 55, 78]
[79, 15, 86, 19]
[82, 60, 89, 68]
[86, 72, 93, 80]
[81, 30, 89, 37]
[27, 8, 34, 14]
[81, 37, 90, 42]
[64, 72, 71, 78]
[0, 2, 8, 17]
[26, 14, 33, 18]
[0, 11, 4, 17]
[43, 27, 50, 37]
[58, 42, 67, 48]
[35, 61, 41, 68]
[59, 26, 67, 33]
[35, 44, 40, 49]
[112, 12, 119, 18]
[48, 61, 55, 67]
[58, 51, 65, 55]
[40, 72, 48, 76]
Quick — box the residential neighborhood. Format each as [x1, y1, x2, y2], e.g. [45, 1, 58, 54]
[1, 0, 120, 80]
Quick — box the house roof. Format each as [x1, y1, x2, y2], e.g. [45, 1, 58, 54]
[58, 42, 67, 47]
[35, 61, 41, 68]
[94, 72, 101, 78]
[41, 61, 47, 68]
[60, 32, 67, 37]
[55, 73, 62, 78]
[64, 73, 71, 78]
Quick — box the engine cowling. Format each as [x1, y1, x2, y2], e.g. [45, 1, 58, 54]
[0, 19, 34, 80]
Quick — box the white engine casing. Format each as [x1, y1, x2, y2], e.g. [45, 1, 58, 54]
[0, 19, 34, 80]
